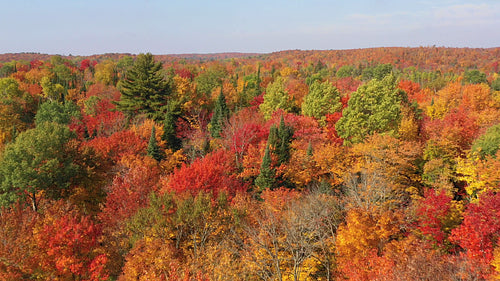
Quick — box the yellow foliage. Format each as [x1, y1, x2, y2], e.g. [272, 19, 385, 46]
[457, 153, 500, 200]
[0, 103, 22, 146]
[336, 209, 401, 262]
[425, 97, 449, 120]
[492, 247, 500, 280]
[160, 149, 186, 174]
[398, 105, 420, 141]
[130, 119, 166, 147]
[313, 143, 351, 187]
[280, 66, 298, 77]
[173, 75, 193, 97]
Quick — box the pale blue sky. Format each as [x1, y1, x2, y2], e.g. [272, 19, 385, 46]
[1, 0, 499, 55]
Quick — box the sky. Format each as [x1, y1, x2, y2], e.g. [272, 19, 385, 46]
[1, 0, 499, 55]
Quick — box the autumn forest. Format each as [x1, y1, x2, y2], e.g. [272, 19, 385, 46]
[0, 47, 500, 280]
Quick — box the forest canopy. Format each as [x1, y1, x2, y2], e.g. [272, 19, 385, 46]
[0, 47, 500, 280]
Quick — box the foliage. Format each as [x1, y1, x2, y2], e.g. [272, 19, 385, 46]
[0, 122, 78, 211]
[260, 77, 295, 119]
[301, 80, 342, 125]
[116, 53, 170, 120]
[209, 90, 230, 138]
[472, 123, 500, 159]
[336, 75, 405, 143]
[1, 47, 500, 280]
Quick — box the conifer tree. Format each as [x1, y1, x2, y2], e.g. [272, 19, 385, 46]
[255, 145, 275, 191]
[306, 141, 313, 157]
[162, 104, 182, 151]
[277, 115, 294, 164]
[147, 125, 163, 161]
[209, 88, 230, 138]
[116, 53, 170, 120]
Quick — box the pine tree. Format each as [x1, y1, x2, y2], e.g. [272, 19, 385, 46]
[255, 145, 275, 191]
[162, 104, 182, 151]
[147, 125, 163, 161]
[306, 141, 313, 157]
[209, 88, 230, 138]
[116, 53, 170, 120]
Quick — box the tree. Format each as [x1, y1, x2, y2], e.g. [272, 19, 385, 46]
[164, 150, 245, 199]
[0, 122, 78, 211]
[116, 53, 170, 120]
[255, 146, 275, 191]
[260, 77, 295, 119]
[463, 69, 487, 84]
[162, 101, 183, 151]
[449, 192, 500, 278]
[209, 89, 230, 138]
[472, 123, 500, 159]
[336, 75, 405, 143]
[147, 125, 163, 161]
[301, 81, 342, 125]
[34, 100, 80, 126]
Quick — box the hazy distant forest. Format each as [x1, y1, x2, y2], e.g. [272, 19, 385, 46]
[1, 47, 500, 280]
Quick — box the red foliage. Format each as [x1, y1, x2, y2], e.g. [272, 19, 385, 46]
[34, 201, 109, 280]
[422, 107, 480, 151]
[0, 204, 39, 280]
[175, 68, 194, 80]
[268, 110, 323, 142]
[398, 80, 426, 104]
[450, 192, 500, 266]
[85, 130, 147, 163]
[71, 98, 126, 139]
[250, 92, 265, 107]
[334, 77, 361, 94]
[100, 164, 162, 228]
[222, 107, 267, 158]
[30, 60, 44, 69]
[80, 59, 97, 71]
[324, 112, 344, 145]
[416, 189, 452, 245]
[164, 150, 247, 199]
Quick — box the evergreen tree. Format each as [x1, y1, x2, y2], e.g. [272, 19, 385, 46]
[147, 125, 163, 162]
[306, 141, 313, 157]
[255, 145, 275, 191]
[162, 103, 182, 151]
[209, 88, 230, 138]
[116, 53, 170, 120]
[267, 125, 279, 151]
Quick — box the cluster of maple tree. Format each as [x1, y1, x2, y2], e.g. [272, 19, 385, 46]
[0, 47, 499, 280]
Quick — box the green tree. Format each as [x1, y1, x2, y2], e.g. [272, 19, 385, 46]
[34, 100, 80, 126]
[336, 65, 357, 78]
[41, 76, 66, 101]
[301, 81, 342, 125]
[0, 122, 78, 211]
[209, 89, 230, 138]
[0, 77, 23, 98]
[255, 145, 275, 191]
[94, 59, 118, 85]
[336, 75, 405, 144]
[277, 115, 294, 165]
[162, 102, 182, 151]
[463, 69, 487, 84]
[194, 63, 226, 96]
[472, 123, 500, 159]
[491, 77, 500, 91]
[259, 77, 295, 119]
[116, 53, 170, 120]
[147, 125, 163, 161]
